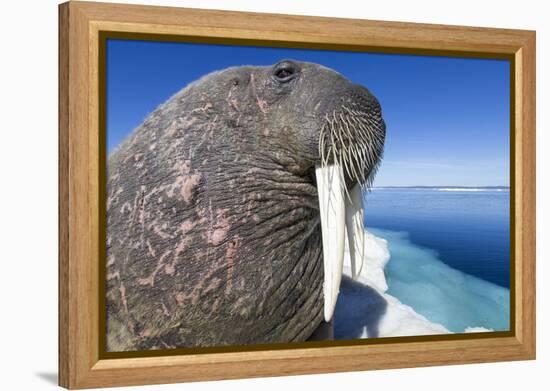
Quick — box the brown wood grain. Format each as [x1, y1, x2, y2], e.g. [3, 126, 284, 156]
[58, 1, 536, 388]
[58, 3, 70, 387]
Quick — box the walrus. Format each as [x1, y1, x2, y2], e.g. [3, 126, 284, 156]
[106, 59, 386, 351]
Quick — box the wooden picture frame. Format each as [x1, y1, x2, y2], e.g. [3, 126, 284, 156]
[58, 1, 536, 389]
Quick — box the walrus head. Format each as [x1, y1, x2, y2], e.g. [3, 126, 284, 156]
[106, 59, 386, 349]
[198, 59, 387, 321]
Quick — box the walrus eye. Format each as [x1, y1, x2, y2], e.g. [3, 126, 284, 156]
[272, 61, 299, 83]
[276, 69, 292, 78]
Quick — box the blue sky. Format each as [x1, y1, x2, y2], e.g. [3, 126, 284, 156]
[107, 39, 510, 187]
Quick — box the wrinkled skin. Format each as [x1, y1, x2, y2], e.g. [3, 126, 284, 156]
[106, 60, 385, 351]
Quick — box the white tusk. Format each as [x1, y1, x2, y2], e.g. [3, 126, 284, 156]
[315, 164, 346, 322]
[345, 184, 366, 280]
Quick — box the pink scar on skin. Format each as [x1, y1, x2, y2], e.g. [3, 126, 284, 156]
[225, 238, 241, 294]
[106, 254, 115, 266]
[174, 160, 191, 174]
[166, 160, 199, 200]
[119, 282, 128, 313]
[204, 277, 222, 294]
[256, 97, 269, 114]
[120, 202, 132, 214]
[180, 220, 195, 234]
[211, 298, 221, 312]
[190, 102, 213, 113]
[146, 240, 156, 257]
[165, 236, 192, 275]
[164, 263, 175, 276]
[160, 302, 170, 317]
[153, 225, 170, 239]
[231, 296, 247, 313]
[166, 120, 178, 137]
[180, 173, 201, 203]
[208, 218, 231, 246]
[107, 187, 123, 209]
[229, 98, 239, 111]
[210, 228, 228, 246]
[139, 329, 151, 339]
[137, 251, 171, 287]
[165, 216, 205, 275]
[175, 236, 192, 255]
[181, 116, 198, 127]
[250, 74, 269, 114]
[206, 208, 231, 246]
[175, 292, 191, 306]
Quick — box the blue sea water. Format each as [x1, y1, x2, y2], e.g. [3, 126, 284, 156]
[364, 188, 510, 332]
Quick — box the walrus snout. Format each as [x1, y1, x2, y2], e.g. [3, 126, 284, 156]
[313, 76, 385, 321]
[318, 86, 385, 189]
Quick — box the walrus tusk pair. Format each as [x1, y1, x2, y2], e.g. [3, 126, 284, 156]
[316, 164, 366, 322]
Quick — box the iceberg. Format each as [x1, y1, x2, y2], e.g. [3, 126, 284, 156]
[334, 228, 509, 339]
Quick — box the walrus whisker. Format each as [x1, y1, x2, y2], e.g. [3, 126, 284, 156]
[328, 117, 339, 160]
[349, 118, 372, 147]
[340, 147, 353, 182]
[336, 124, 351, 157]
[357, 123, 379, 157]
[334, 122, 359, 189]
[355, 147, 369, 183]
[319, 109, 384, 189]
[347, 143, 365, 184]
[339, 112, 354, 141]
[319, 124, 328, 168]
[333, 147, 351, 201]
[346, 144, 361, 182]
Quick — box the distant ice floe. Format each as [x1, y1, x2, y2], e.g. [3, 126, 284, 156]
[334, 229, 508, 339]
[371, 187, 509, 192]
[437, 188, 508, 192]
[464, 327, 494, 333]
